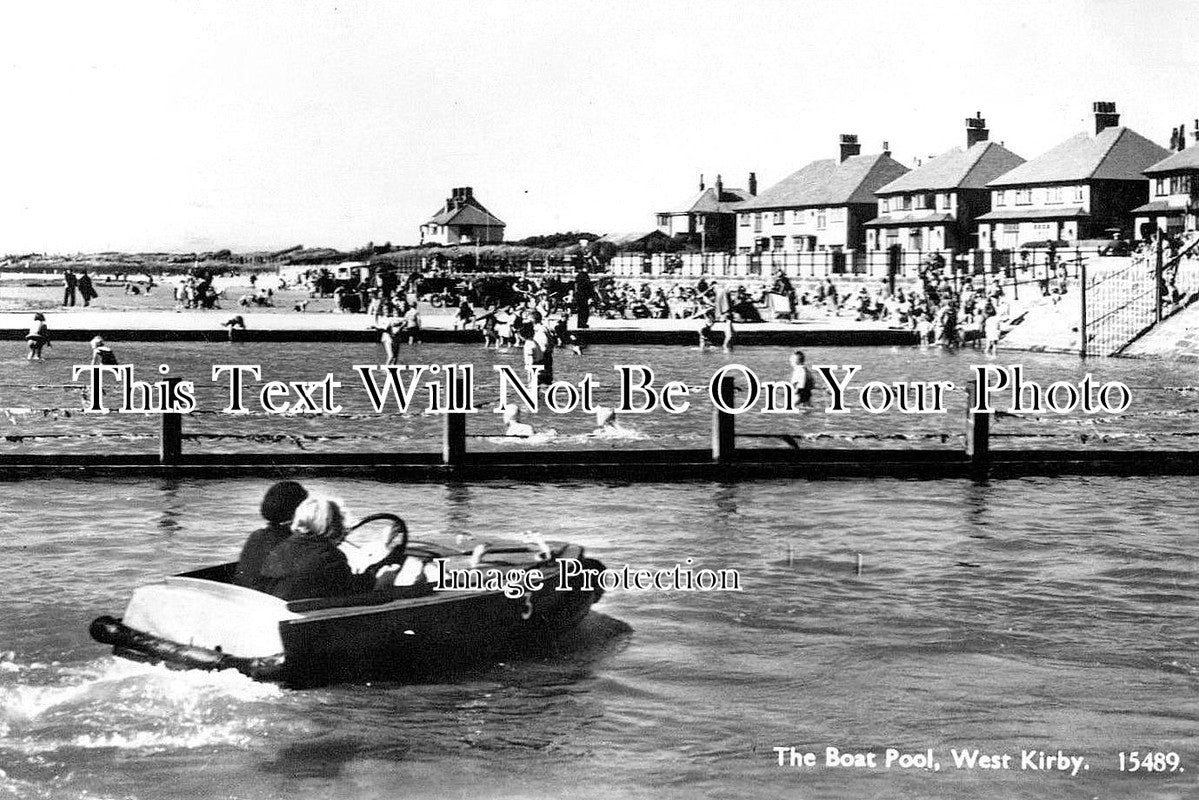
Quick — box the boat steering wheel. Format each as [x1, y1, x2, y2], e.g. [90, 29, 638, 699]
[351, 512, 409, 561]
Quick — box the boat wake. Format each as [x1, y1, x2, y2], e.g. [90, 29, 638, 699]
[0, 653, 294, 758]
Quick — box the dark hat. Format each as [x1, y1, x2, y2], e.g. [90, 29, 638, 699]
[260, 481, 308, 523]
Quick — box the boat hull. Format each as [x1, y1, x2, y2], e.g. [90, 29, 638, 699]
[91, 550, 605, 686]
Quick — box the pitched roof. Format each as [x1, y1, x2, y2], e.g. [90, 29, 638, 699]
[426, 200, 505, 227]
[1144, 143, 1199, 174]
[600, 230, 672, 247]
[987, 127, 1170, 186]
[976, 207, 1089, 221]
[877, 141, 1025, 194]
[1130, 199, 1187, 214]
[739, 153, 909, 210]
[663, 186, 754, 215]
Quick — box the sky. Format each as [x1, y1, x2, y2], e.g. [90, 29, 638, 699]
[2, 0, 1198, 254]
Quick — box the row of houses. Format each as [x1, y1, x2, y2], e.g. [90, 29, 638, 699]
[656, 103, 1199, 256]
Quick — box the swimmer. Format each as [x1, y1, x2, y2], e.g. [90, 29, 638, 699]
[697, 310, 716, 351]
[553, 316, 583, 355]
[594, 405, 619, 432]
[25, 313, 50, 361]
[221, 314, 247, 342]
[721, 314, 735, 352]
[502, 404, 535, 437]
[789, 349, 812, 406]
[90, 336, 119, 366]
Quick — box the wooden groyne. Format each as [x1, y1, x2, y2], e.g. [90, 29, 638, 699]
[1, 383, 1195, 482]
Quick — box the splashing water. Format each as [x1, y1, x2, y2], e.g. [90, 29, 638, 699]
[0, 655, 291, 756]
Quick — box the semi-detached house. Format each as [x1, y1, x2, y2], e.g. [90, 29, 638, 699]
[735, 135, 908, 254]
[976, 102, 1169, 248]
[865, 114, 1025, 253]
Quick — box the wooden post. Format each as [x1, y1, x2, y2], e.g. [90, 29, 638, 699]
[160, 378, 182, 464]
[711, 373, 735, 463]
[964, 383, 990, 469]
[442, 373, 467, 465]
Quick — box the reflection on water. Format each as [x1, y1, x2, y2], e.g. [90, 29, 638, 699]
[0, 476, 1196, 799]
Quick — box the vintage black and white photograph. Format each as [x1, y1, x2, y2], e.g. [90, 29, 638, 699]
[0, 2, 1196, 798]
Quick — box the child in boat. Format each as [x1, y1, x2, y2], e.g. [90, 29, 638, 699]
[25, 313, 50, 360]
[234, 481, 309, 592]
[90, 336, 119, 366]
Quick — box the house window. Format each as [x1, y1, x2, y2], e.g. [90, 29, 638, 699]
[1003, 224, 1019, 234]
[1014, 189, 1032, 205]
[1170, 175, 1192, 195]
[753, 213, 762, 233]
[771, 236, 785, 250]
[1155, 178, 1167, 197]
[657, 214, 670, 226]
[901, 195, 913, 210]
[1073, 186, 1084, 202]
[739, 213, 749, 226]
[995, 190, 1006, 206]
[940, 193, 951, 209]
[773, 210, 786, 224]
[879, 198, 889, 212]
[1046, 187, 1062, 204]
[816, 213, 827, 230]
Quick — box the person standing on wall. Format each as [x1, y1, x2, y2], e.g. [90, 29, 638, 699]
[77, 270, 97, 307]
[574, 266, 593, 329]
[62, 270, 77, 307]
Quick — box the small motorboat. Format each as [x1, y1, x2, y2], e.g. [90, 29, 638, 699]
[90, 514, 606, 686]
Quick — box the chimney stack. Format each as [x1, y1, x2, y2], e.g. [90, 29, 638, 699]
[1093, 101, 1120, 135]
[966, 111, 989, 148]
[699, 174, 705, 192]
[839, 134, 860, 163]
[1170, 127, 1180, 151]
[715, 174, 724, 197]
[1180, 121, 1188, 151]
[1194, 119, 1199, 145]
[748, 172, 758, 196]
[882, 140, 891, 156]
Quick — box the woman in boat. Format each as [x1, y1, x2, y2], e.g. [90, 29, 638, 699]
[260, 496, 367, 601]
[234, 481, 309, 592]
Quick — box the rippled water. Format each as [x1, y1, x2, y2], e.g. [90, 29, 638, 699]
[0, 476, 1196, 799]
[1, 341, 1197, 454]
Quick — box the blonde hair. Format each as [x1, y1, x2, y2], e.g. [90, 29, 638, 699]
[290, 496, 347, 541]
